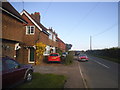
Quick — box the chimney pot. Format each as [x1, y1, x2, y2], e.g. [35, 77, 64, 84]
[31, 12, 40, 23]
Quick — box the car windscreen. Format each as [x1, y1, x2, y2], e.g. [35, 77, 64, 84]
[62, 53, 66, 54]
[80, 55, 87, 57]
[50, 54, 59, 56]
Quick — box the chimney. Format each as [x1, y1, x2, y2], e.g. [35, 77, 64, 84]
[31, 12, 40, 23]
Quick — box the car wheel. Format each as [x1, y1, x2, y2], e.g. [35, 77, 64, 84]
[25, 71, 33, 82]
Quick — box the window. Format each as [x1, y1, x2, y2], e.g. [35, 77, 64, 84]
[5, 59, 19, 70]
[53, 35, 56, 41]
[50, 54, 59, 56]
[49, 32, 52, 40]
[26, 26, 35, 35]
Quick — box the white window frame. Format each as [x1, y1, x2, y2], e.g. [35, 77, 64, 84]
[26, 26, 35, 35]
[48, 31, 52, 40]
[53, 35, 56, 42]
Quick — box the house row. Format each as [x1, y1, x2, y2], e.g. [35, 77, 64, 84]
[1, 2, 66, 64]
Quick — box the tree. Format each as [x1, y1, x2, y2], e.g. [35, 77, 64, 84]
[35, 42, 46, 64]
[66, 44, 72, 51]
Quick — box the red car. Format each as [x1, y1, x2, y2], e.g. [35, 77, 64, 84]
[48, 53, 61, 62]
[1, 56, 34, 88]
[77, 54, 88, 62]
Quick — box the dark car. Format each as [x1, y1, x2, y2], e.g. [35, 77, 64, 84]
[77, 54, 88, 62]
[1, 56, 34, 88]
[62, 52, 68, 57]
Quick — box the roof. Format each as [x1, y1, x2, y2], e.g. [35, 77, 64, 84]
[57, 37, 65, 44]
[1, 2, 27, 24]
[36, 21, 50, 35]
[20, 10, 49, 36]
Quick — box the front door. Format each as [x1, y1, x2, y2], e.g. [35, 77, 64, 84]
[29, 48, 34, 63]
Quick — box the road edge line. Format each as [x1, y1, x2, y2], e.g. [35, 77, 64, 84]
[78, 62, 88, 88]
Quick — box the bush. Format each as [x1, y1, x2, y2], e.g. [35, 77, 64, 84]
[64, 51, 74, 65]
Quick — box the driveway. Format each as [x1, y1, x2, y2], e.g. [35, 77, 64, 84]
[34, 58, 85, 88]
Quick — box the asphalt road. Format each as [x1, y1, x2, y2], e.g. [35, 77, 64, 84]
[77, 55, 119, 88]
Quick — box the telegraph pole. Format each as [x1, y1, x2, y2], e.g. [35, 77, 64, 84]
[22, 0, 24, 10]
[90, 36, 92, 50]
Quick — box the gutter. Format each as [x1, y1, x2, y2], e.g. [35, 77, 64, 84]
[0, 7, 27, 24]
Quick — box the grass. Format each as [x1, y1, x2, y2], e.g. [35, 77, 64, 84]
[89, 54, 119, 64]
[16, 73, 67, 88]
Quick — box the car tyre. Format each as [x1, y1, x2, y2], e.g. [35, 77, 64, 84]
[25, 71, 33, 82]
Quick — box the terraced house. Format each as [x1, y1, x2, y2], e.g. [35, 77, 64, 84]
[1, 2, 66, 64]
[20, 10, 62, 64]
[20, 10, 50, 64]
[47, 28, 58, 54]
[1, 2, 27, 64]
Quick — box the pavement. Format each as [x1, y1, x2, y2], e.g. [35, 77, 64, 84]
[33, 57, 85, 88]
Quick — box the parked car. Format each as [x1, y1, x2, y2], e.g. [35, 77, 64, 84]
[48, 53, 61, 63]
[1, 56, 34, 88]
[62, 52, 67, 57]
[77, 54, 88, 62]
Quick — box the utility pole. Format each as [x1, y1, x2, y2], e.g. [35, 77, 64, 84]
[22, 0, 24, 10]
[90, 36, 92, 50]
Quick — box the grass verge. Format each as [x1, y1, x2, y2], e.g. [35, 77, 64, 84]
[16, 73, 67, 88]
[89, 54, 119, 64]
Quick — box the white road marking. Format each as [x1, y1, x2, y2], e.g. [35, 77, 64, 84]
[78, 62, 88, 88]
[94, 60, 110, 68]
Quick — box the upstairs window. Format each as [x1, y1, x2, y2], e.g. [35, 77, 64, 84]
[26, 26, 35, 35]
[53, 35, 56, 41]
[48, 31, 52, 40]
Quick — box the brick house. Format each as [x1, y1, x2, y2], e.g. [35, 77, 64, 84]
[47, 28, 58, 54]
[1, 2, 28, 64]
[57, 37, 66, 52]
[20, 10, 50, 64]
[1, 2, 66, 64]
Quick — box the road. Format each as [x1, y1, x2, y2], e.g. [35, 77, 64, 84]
[77, 55, 119, 88]
[34, 55, 119, 88]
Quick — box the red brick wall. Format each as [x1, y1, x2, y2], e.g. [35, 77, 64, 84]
[2, 12, 24, 42]
[39, 32, 49, 45]
[21, 13, 50, 64]
[48, 39, 57, 47]
[2, 41, 16, 59]
[2, 12, 25, 63]
[57, 38, 66, 52]
[22, 13, 49, 46]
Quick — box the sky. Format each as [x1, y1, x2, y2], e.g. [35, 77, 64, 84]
[9, 1, 118, 51]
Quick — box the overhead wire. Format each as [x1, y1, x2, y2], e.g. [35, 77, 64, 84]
[42, 0, 52, 20]
[71, 2, 100, 31]
[92, 23, 117, 37]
